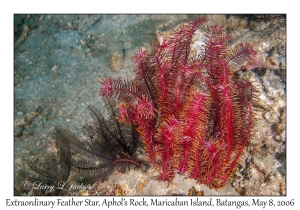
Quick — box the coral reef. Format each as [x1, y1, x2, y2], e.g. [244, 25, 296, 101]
[99, 17, 257, 188]
[16, 99, 143, 195]
[231, 70, 286, 195]
[14, 14, 286, 195]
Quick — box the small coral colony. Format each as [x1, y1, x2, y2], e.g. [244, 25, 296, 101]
[21, 16, 258, 193]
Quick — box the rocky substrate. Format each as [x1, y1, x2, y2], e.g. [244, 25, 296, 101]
[14, 14, 286, 196]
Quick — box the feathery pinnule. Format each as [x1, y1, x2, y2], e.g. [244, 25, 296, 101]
[99, 16, 256, 188]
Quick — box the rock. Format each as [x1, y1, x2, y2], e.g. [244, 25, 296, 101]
[24, 111, 39, 125]
[264, 111, 277, 123]
[111, 51, 125, 72]
[14, 117, 27, 126]
[22, 127, 34, 136]
[14, 125, 24, 137]
[14, 106, 41, 126]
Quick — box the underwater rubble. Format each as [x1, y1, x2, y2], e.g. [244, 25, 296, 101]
[14, 14, 286, 196]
